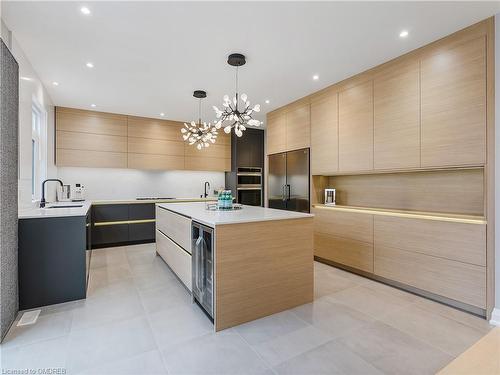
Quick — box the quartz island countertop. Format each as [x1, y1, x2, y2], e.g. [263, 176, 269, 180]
[156, 201, 313, 227]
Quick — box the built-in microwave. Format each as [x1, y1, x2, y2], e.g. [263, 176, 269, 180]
[236, 167, 262, 206]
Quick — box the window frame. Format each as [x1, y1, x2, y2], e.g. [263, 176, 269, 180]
[31, 100, 47, 201]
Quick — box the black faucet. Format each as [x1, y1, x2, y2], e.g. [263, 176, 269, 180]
[40, 179, 64, 208]
[204, 181, 210, 198]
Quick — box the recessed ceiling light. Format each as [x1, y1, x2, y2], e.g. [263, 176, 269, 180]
[313, 75, 319, 80]
[80, 7, 91, 15]
[160, 113, 165, 117]
[52, 81, 59, 86]
[399, 30, 409, 38]
[20, 76, 32, 81]
[90, 104, 96, 108]
[265, 100, 270, 104]
[86, 62, 94, 68]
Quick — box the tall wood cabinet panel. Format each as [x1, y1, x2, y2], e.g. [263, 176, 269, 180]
[421, 37, 486, 167]
[56, 149, 127, 168]
[57, 131, 127, 153]
[338, 81, 374, 172]
[266, 112, 286, 155]
[56, 108, 128, 136]
[310, 93, 338, 174]
[374, 61, 420, 169]
[286, 102, 310, 151]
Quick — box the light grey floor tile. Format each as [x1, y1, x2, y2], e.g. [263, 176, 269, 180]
[2, 310, 73, 349]
[138, 282, 191, 314]
[235, 310, 309, 346]
[78, 349, 167, 375]
[162, 330, 270, 375]
[88, 262, 133, 285]
[380, 304, 488, 357]
[314, 270, 359, 299]
[66, 316, 156, 374]
[338, 321, 453, 375]
[132, 265, 177, 291]
[71, 290, 145, 332]
[327, 285, 413, 319]
[148, 304, 213, 351]
[291, 298, 374, 338]
[273, 340, 383, 375]
[252, 324, 332, 367]
[0, 336, 69, 372]
[412, 297, 493, 333]
[86, 277, 137, 300]
[90, 247, 129, 269]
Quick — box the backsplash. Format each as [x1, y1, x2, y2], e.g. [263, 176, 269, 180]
[56, 167, 225, 200]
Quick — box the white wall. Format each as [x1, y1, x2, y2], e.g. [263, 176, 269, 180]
[3, 28, 56, 209]
[57, 167, 225, 200]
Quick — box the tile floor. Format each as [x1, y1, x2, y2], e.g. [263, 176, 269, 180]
[0, 243, 493, 375]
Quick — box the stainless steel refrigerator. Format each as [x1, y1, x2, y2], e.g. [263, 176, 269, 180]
[268, 148, 310, 213]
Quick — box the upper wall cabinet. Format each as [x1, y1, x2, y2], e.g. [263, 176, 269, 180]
[285, 102, 310, 151]
[185, 132, 231, 172]
[338, 81, 374, 172]
[127, 116, 185, 171]
[374, 61, 420, 170]
[56, 107, 231, 172]
[56, 108, 128, 168]
[310, 92, 338, 175]
[421, 37, 486, 167]
[266, 111, 286, 155]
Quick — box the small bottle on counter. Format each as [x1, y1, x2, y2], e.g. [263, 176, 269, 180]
[227, 190, 233, 210]
[218, 191, 224, 210]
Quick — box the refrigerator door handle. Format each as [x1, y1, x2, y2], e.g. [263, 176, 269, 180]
[286, 184, 291, 201]
[194, 236, 203, 292]
[282, 185, 287, 201]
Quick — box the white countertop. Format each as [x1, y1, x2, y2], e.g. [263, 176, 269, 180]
[157, 202, 313, 227]
[19, 201, 92, 219]
[18, 198, 215, 219]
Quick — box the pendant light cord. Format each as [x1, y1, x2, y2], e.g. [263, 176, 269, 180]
[198, 97, 202, 125]
[235, 66, 239, 108]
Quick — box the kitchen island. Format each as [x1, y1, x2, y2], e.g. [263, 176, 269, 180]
[155, 202, 314, 331]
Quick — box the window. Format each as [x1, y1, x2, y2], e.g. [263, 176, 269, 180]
[31, 102, 46, 200]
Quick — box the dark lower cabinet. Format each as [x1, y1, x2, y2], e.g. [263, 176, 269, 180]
[19, 215, 88, 310]
[91, 203, 156, 248]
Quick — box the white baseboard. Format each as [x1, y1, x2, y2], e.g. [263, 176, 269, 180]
[490, 308, 500, 326]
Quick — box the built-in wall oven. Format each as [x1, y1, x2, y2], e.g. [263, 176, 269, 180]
[192, 221, 214, 319]
[237, 167, 262, 206]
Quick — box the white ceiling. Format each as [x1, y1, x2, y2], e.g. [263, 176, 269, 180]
[3, 1, 500, 125]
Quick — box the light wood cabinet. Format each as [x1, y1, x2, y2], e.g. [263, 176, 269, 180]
[55, 107, 128, 168]
[374, 216, 486, 266]
[267, 112, 286, 155]
[374, 245, 486, 308]
[286, 102, 310, 151]
[56, 107, 231, 172]
[374, 61, 420, 169]
[310, 92, 338, 174]
[338, 81, 374, 172]
[312, 207, 374, 273]
[421, 37, 486, 167]
[156, 206, 192, 251]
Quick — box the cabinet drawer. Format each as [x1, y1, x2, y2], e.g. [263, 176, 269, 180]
[129, 222, 155, 242]
[374, 246, 486, 308]
[156, 230, 192, 290]
[129, 203, 155, 220]
[156, 206, 191, 251]
[93, 204, 129, 222]
[374, 216, 486, 266]
[314, 232, 373, 273]
[92, 224, 129, 246]
[312, 207, 373, 244]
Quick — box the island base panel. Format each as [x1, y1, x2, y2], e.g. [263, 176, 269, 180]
[215, 217, 313, 331]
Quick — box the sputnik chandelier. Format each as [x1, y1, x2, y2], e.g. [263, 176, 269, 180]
[181, 90, 218, 150]
[213, 53, 263, 137]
